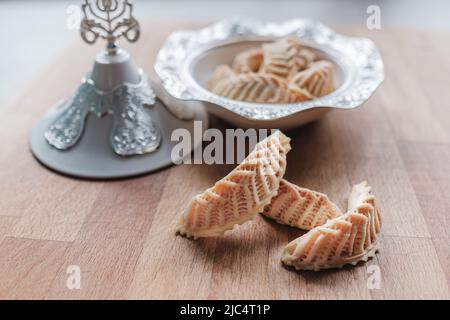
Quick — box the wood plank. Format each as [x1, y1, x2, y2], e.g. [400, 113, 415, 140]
[391, 30, 450, 140]
[353, 29, 449, 143]
[9, 178, 102, 242]
[0, 237, 70, 299]
[326, 103, 430, 238]
[0, 216, 19, 243]
[285, 121, 351, 211]
[284, 223, 372, 299]
[82, 173, 169, 233]
[0, 116, 49, 217]
[126, 164, 225, 299]
[45, 172, 169, 299]
[44, 222, 147, 299]
[281, 236, 449, 300]
[398, 141, 450, 288]
[206, 217, 296, 300]
[279, 123, 375, 299]
[370, 236, 449, 299]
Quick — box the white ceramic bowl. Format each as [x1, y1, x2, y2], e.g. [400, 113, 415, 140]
[155, 18, 384, 129]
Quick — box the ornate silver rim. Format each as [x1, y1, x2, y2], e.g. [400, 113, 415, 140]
[154, 17, 384, 121]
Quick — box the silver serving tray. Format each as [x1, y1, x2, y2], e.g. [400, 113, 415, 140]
[154, 18, 384, 129]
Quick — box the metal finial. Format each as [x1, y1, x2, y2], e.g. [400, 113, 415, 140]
[80, 0, 140, 54]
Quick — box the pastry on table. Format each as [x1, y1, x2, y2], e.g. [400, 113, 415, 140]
[287, 83, 315, 102]
[232, 48, 264, 73]
[259, 37, 315, 79]
[289, 60, 335, 97]
[281, 181, 381, 271]
[262, 179, 342, 230]
[176, 131, 291, 239]
[207, 64, 236, 91]
[347, 179, 373, 210]
[208, 71, 306, 103]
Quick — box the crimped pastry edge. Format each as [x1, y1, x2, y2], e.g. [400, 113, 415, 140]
[281, 240, 380, 272]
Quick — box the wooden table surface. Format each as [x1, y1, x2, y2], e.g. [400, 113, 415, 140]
[0, 22, 449, 300]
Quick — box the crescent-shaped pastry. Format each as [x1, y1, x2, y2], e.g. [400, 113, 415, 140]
[347, 180, 373, 210]
[260, 37, 311, 78]
[232, 48, 264, 73]
[177, 131, 291, 239]
[207, 64, 236, 92]
[262, 179, 342, 230]
[209, 72, 304, 103]
[289, 60, 335, 97]
[287, 83, 315, 102]
[281, 181, 381, 271]
[298, 48, 317, 67]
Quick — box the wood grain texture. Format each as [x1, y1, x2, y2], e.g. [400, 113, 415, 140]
[397, 142, 450, 289]
[0, 23, 449, 299]
[0, 237, 70, 299]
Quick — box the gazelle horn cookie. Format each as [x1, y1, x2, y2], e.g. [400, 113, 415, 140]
[232, 47, 264, 73]
[207, 64, 236, 92]
[289, 60, 335, 97]
[347, 180, 373, 210]
[262, 179, 342, 230]
[208, 72, 306, 103]
[287, 83, 315, 102]
[281, 181, 381, 271]
[176, 131, 291, 239]
[260, 37, 312, 79]
[297, 48, 317, 68]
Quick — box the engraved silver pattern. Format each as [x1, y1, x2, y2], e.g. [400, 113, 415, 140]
[111, 76, 161, 155]
[44, 79, 101, 150]
[154, 17, 384, 120]
[45, 73, 161, 156]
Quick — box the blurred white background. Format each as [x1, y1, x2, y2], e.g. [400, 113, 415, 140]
[1, 0, 449, 107]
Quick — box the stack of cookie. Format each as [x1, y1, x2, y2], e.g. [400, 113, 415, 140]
[207, 37, 335, 104]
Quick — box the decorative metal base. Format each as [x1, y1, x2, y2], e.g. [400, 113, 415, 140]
[30, 99, 208, 179]
[30, 0, 206, 179]
[44, 48, 164, 156]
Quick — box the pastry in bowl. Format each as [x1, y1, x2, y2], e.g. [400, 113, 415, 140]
[208, 66, 310, 103]
[232, 47, 264, 73]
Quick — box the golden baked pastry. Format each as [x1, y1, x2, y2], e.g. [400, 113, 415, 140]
[232, 48, 264, 73]
[262, 179, 342, 230]
[289, 60, 335, 97]
[298, 48, 317, 67]
[287, 83, 315, 101]
[281, 181, 381, 271]
[177, 131, 291, 239]
[209, 72, 305, 103]
[260, 37, 314, 79]
[347, 179, 373, 210]
[207, 64, 236, 92]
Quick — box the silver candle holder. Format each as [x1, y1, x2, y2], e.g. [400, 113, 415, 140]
[30, 0, 208, 179]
